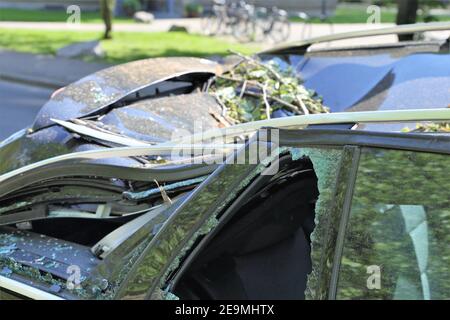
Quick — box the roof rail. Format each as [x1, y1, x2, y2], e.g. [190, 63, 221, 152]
[262, 22, 450, 55]
[166, 108, 450, 145]
[0, 275, 63, 300]
[1, 108, 449, 186]
[0, 144, 241, 186]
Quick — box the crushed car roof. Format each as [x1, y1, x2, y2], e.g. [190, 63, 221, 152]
[32, 57, 222, 130]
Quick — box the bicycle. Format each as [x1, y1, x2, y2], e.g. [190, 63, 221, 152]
[201, 0, 242, 36]
[264, 7, 291, 44]
[202, 1, 291, 44]
[232, 5, 291, 44]
[231, 2, 260, 43]
[201, 0, 226, 36]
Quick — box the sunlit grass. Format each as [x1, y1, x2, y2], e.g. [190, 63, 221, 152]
[0, 8, 133, 23]
[0, 28, 260, 64]
[3, 6, 450, 25]
[290, 6, 450, 23]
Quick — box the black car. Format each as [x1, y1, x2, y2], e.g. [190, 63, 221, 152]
[0, 22, 450, 300]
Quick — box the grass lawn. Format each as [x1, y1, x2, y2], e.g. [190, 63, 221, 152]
[3, 6, 450, 24]
[0, 8, 134, 23]
[290, 6, 450, 23]
[0, 28, 259, 64]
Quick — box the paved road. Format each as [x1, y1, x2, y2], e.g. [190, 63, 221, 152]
[0, 80, 52, 141]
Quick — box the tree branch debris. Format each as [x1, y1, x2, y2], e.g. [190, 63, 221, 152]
[206, 52, 329, 123]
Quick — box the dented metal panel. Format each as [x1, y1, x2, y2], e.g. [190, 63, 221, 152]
[32, 57, 221, 130]
[1, 128, 449, 299]
[115, 150, 262, 299]
[0, 227, 99, 282]
[0, 226, 103, 299]
[112, 143, 346, 300]
[0, 275, 63, 300]
[95, 93, 226, 143]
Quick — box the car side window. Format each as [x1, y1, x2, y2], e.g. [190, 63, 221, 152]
[336, 148, 450, 300]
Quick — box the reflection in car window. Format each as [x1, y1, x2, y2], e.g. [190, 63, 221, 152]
[337, 148, 450, 300]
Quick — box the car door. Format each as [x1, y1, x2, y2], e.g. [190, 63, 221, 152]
[334, 147, 450, 300]
[114, 130, 351, 299]
[115, 128, 360, 300]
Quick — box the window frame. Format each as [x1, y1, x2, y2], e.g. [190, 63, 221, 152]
[323, 132, 450, 300]
[143, 129, 450, 300]
[2, 129, 449, 300]
[135, 128, 450, 300]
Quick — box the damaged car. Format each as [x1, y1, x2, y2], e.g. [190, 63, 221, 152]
[0, 22, 450, 300]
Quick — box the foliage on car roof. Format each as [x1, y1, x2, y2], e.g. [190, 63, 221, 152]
[207, 53, 329, 124]
[409, 122, 450, 133]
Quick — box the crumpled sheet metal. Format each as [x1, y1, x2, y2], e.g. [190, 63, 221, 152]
[0, 123, 144, 179]
[0, 146, 344, 300]
[159, 146, 344, 301]
[123, 176, 207, 201]
[116, 146, 282, 299]
[113, 145, 285, 299]
[32, 57, 221, 130]
[0, 227, 102, 297]
[97, 92, 226, 143]
[0, 227, 97, 281]
[0, 126, 73, 176]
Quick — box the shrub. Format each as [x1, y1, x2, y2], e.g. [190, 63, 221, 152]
[123, 0, 142, 16]
[185, 3, 204, 18]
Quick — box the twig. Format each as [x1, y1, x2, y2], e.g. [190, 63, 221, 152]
[216, 75, 245, 83]
[203, 77, 214, 92]
[209, 108, 233, 127]
[153, 179, 172, 205]
[262, 81, 271, 119]
[296, 95, 309, 115]
[228, 50, 285, 83]
[225, 77, 304, 115]
[242, 91, 300, 114]
[213, 93, 228, 117]
[239, 80, 248, 99]
[216, 75, 260, 88]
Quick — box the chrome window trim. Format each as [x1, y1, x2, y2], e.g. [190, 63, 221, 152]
[0, 275, 64, 300]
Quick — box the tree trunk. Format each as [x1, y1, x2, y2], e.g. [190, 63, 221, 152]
[396, 0, 419, 41]
[100, 0, 116, 39]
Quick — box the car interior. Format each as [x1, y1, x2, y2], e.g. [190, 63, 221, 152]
[173, 156, 319, 299]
